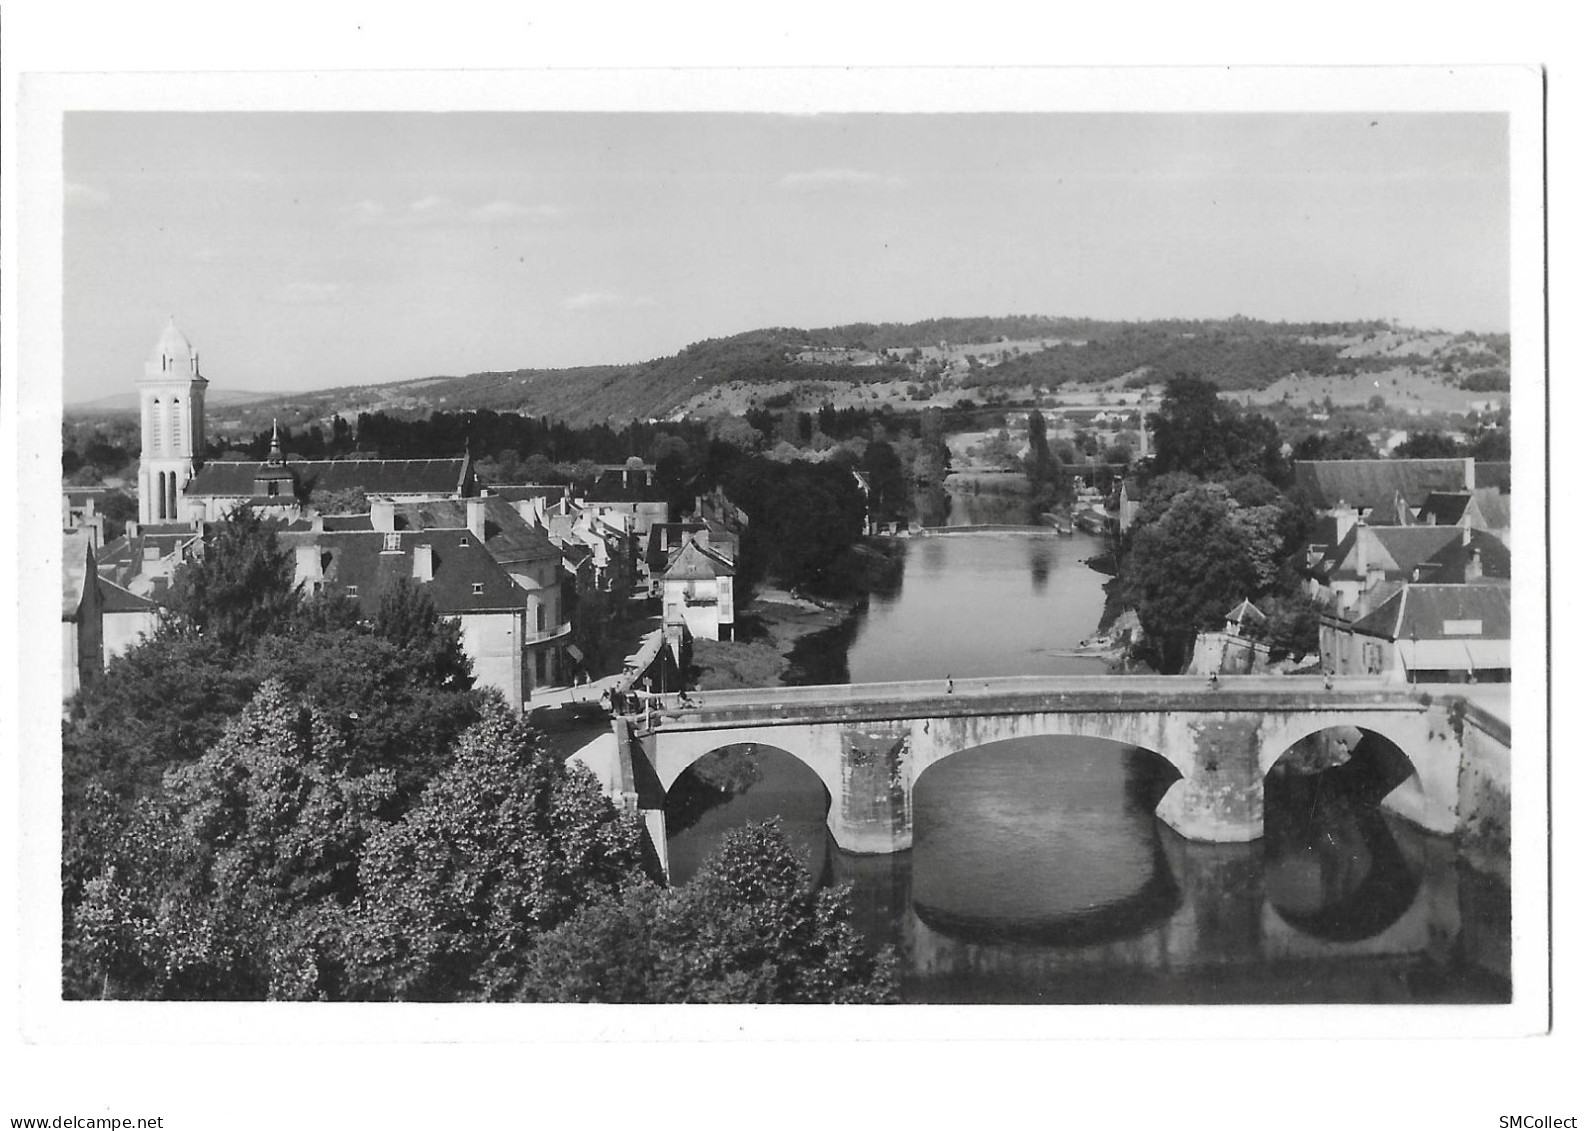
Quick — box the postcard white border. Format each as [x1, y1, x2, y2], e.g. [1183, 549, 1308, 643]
[10, 67, 1548, 1053]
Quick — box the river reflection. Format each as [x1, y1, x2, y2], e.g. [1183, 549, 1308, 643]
[668, 740, 1509, 1004]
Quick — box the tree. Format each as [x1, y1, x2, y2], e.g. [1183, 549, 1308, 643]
[861, 440, 908, 522]
[1113, 484, 1260, 672]
[165, 509, 300, 653]
[99, 489, 139, 542]
[70, 681, 395, 1000]
[1392, 431, 1463, 459]
[1292, 429, 1379, 461]
[1149, 374, 1285, 484]
[250, 625, 482, 812]
[1255, 591, 1323, 663]
[525, 821, 897, 1003]
[1468, 428, 1511, 462]
[348, 706, 641, 1001]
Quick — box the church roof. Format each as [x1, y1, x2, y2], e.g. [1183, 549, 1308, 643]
[153, 318, 192, 360]
[186, 457, 474, 499]
[143, 317, 204, 382]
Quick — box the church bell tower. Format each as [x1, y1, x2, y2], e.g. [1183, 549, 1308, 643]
[137, 317, 208, 524]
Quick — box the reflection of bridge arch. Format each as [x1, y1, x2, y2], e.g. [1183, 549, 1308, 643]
[911, 737, 1184, 948]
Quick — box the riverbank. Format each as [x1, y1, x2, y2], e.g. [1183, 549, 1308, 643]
[690, 538, 904, 690]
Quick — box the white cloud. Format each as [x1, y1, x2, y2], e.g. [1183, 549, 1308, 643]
[65, 181, 110, 208]
[562, 291, 657, 311]
[779, 168, 902, 189]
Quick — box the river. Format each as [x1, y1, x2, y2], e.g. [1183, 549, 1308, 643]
[665, 497, 1511, 1004]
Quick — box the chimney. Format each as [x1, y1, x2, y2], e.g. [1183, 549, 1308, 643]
[370, 498, 395, 532]
[126, 521, 140, 541]
[1466, 546, 1483, 583]
[466, 496, 487, 541]
[1333, 507, 1354, 546]
[311, 512, 324, 533]
[413, 543, 433, 582]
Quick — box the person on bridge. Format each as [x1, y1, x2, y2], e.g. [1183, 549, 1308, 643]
[946, 675, 954, 695]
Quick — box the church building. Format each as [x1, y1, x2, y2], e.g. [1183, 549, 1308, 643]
[137, 318, 208, 524]
[133, 320, 478, 525]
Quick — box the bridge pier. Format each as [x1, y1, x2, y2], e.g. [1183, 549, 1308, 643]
[1152, 717, 1266, 842]
[828, 724, 914, 853]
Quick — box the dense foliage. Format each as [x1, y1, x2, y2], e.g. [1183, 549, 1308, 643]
[1148, 374, 1288, 483]
[721, 458, 868, 593]
[348, 707, 642, 1001]
[525, 821, 897, 1004]
[1107, 377, 1315, 671]
[65, 512, 898, 1002]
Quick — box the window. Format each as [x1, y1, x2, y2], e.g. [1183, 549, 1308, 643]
[345, 585, 358, 598]
[459, 536, 470, 547]
[536, 605, 546, 632]
[472, 582, 484, 595]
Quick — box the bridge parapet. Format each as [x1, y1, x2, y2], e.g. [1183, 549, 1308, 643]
[652, 676, 1434, 733]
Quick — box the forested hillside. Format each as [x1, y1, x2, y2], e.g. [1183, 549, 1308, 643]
[69, 316, 1508, 432]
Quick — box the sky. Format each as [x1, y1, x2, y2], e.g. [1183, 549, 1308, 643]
[62, 111, 1510, 404]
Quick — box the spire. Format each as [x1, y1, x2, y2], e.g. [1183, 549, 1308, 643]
[267, 419, 285, 465]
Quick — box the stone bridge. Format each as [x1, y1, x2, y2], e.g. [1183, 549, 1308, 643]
[574, 675, 1510, 877]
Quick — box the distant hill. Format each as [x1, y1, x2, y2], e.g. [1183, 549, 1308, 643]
[68, 387, 281, 414]
[68, 316, 1511, 430]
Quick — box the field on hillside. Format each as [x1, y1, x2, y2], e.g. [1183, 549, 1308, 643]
[68, 317, 1507, 432]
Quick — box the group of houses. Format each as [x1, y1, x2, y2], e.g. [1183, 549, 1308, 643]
[63, 321, 743, 707]
[1295, 456, 1511, 683]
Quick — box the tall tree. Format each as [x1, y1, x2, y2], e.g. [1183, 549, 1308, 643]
[1113, 484, 1261, 672]
[166, 509, 300, 653]
[348, 706, 640, 1001]
[1149, 373, 1285, 485]
[861, 440, 908, 522]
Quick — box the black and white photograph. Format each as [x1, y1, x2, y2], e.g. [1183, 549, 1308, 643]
[3, 25, 1566, 1131]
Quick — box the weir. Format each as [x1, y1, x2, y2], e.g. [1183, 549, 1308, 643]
[575, 675, 1508, 878]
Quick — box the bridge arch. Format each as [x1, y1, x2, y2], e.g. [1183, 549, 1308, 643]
[1257, 711, 1442, 830]
[909, 710, 1197, 786]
